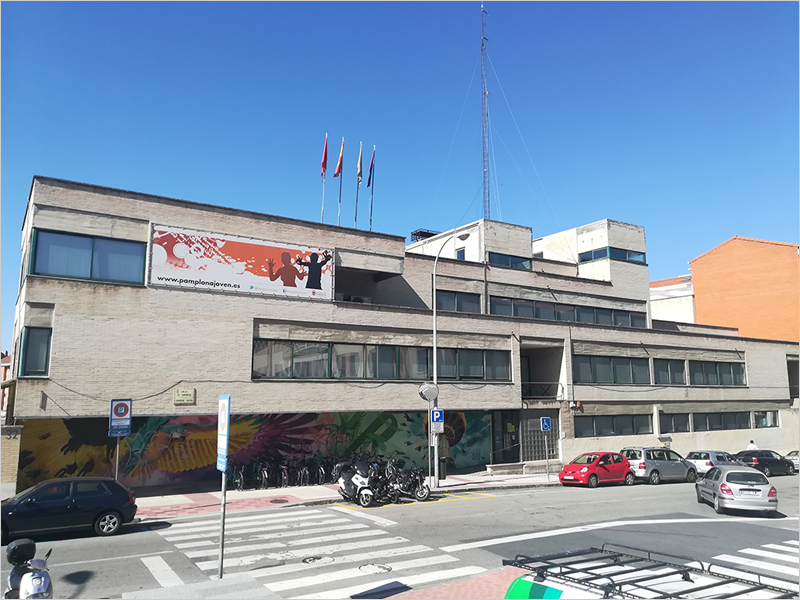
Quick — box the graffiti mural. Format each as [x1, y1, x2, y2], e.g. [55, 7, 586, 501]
[18, 411, 492, 489]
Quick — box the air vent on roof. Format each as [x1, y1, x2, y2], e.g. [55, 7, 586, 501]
[410, 229, 441, 242]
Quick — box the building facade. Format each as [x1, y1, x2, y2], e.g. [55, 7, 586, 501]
[8, 177, 798, 490]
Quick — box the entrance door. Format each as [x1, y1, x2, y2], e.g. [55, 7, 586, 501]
[520, 409, 560, 462]
[492, 411, 520, 463]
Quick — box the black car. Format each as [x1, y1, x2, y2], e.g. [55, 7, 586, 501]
[2, 477, 137, 545]
[734, 450, 796, 477]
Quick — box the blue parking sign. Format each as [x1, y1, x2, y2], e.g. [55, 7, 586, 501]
[541, 417, 551, 431]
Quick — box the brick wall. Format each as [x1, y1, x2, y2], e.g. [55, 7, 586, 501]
[692, 237, 799, 342]
[1, 426, 22, 486]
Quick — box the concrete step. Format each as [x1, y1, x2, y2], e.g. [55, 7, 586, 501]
[121, 574, 281, 599]
[485, 460, 563, 476]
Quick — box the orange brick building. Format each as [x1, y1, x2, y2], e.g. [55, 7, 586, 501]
[690, 236, 799, 342]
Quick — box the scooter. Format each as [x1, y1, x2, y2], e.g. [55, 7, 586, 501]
[4, 538, 53, 599]
[336, 457, 375, 507]
[386, 458, 431, 502]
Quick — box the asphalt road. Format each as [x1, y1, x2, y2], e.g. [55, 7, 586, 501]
[2, 475, 798, 599]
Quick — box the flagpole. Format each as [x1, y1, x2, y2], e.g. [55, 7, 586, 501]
[355, 182, 360, 228]
[320, 133, 328, 223]
[337, 174, 343, 227]
[355, 141, 363, 229]
[321, 175, 326, 223]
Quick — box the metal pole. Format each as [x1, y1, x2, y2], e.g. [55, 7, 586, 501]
[115, 438, 120, 481]
[217, 470, 227, 579]
[545, 436, 550, 482]
[432, 241, 444, 489]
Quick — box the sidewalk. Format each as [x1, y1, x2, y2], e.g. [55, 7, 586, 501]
[133, 471, 559, 519]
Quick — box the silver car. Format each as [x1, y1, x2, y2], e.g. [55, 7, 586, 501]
[685, 450, 740, 475]
[620, 447, 697, 484]
[786, 450, 799, 470]
[695, 465, 778, 515]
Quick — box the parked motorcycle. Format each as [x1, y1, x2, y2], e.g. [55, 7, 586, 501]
[368, 460, 400, 505]
[4, 538, 53, 599]
[386, 458, 431, 501]
[336, 458, 375, 507]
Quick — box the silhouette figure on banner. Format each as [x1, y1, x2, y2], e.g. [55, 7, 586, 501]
[267, 252, 307, 287]
[297, 251, 332, 290]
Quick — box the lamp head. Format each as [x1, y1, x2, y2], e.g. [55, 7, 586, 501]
[456, 232, 470, 241]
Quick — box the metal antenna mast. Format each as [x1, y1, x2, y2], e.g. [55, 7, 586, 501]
[480, 3, 490, 220]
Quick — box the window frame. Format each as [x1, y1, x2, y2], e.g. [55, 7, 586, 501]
[31, 228, 147, 285]
[20, 327, 52, 377]
[574, 414, 653, 438]
[573, 355, 652, 385]
[688, 361, 747, 386]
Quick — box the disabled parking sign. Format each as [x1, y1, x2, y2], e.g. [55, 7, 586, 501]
[541, 417, 551, 432]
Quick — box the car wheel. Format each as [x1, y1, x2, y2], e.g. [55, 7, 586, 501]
[649, 470, 660, 485]
[624, 472, 635, 486]
[787, 464, 795, 476]
[94, 510, 122, 536]
[686, 469, 697, 483]
[588, 474, 599, 488]
[713, 495, 724, 515]
[763, 466, 771, 478]
[695, 485, 705, 504]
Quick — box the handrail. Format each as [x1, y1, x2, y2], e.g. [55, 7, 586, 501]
[521, 381, 563, 399]
[489, 443, 520, 465]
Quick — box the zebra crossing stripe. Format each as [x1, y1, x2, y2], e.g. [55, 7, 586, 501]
[712, 554, 800, 576]
[711, 565, 799, 593]
[288, 565, 487, 600]
[195, 536, 409, 570]
[162, 513, 333, 539]
[267, 554, 459, 592]
[140, 556, 183, 588]
[174, 540, 215, 549]
[164, 517, 352, 542]
[245, 545, 433, 579]
[739, 548, 800, 564]
[762, 543, 800, 554]
[187, 541, 285, 559]
[161, 508, 320, 531]
[329, 505, 397, 527]
[786, 540, 800, 546]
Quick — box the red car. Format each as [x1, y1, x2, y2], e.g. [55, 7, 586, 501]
[559, 452, 635, 487]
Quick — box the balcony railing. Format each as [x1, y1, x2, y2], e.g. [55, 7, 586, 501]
[521, 382, 563, 400]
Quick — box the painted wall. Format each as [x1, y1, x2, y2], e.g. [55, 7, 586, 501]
[17, 411, 491, 489]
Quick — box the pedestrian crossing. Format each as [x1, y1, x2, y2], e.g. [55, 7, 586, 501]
[711, 539, 799, 593]
[156, 505, 486, 598]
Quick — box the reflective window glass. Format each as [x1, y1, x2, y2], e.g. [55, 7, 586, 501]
[556, 304, 575, 321]
[609, 247, 628, 260]
[92, 238, 146, 283]
[34, 231, 92, 278]
[574, 416, 595, 438]
[490, 297, 513, 316]
[634, 415, 652, 434]
[613, 358, 633, 384]
[576, 306, 595, 323]
[703, 362, 718, 385]
[613, 311, 631, 327]
[631, 358, 650, 384]
[436, 290, 456, 311]
[459, 349, 484, 379]
[366, 345, 397, 379]
[513, 300, 534, 319]
[332, 344, 364, 378]
[595, 308, 613, 325]
[592, 357, 613, 383]
[574, 356, 593, 383]
[631, 313, 647, 328]
[252, 340, 292, 378]
[595, 416, 614, 436]
[21, 327, 51, 376]
[614, 415, 634, 435]
[485, 350, 510, 380]
[456, 292, 481, 314]
[292, 342, 329, 378]
[399, 347, 430, 380]
[535, 302, 555, 320]
[436, 348, 457, 379]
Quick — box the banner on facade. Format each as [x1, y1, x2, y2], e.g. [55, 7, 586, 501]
[150, 225, 334, 300]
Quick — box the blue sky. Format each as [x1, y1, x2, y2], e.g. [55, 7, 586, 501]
[2, 1, 797, 351]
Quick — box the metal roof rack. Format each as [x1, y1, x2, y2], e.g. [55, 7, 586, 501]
[502, 543, 798, 599]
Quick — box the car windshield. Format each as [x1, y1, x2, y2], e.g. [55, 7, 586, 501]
[726, 472, 769, 485]
[788, 451, 798, 457]
[571, 454, 598, 465]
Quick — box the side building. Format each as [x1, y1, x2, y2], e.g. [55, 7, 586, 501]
[8, 176, 798, 489]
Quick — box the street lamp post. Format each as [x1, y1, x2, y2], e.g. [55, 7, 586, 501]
[431, 231, 470, 488]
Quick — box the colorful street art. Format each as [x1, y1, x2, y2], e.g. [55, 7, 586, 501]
[17, 411, 491, 489]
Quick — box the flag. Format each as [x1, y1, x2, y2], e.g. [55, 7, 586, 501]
[357, 142, 363, 184]
[320, 134, 328, 177]
[334, 138, 344, 177]
[367, 147, 375, 187]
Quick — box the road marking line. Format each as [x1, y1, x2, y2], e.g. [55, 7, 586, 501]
[461, 491, 495, 498]
[762, 544, 799, 554]
[186, 541, 285, 558]
[174, 540, 215, 549]
[163, 517, 352, 542]
[786, 540, 800, 546]
[195, 536, 409, 570]
[740, 548, 800, 563]
[329, 505, 397, 526]
[440, 516, 800, 552]
[712, 554, 800, 576]
[245, 545, 433, 579]
[289, 565, 487, 600]
[57, 551, 174, 567]
[141, 555, 183, 588]
[268, 554, 459, 592]
[161, 513, 330, 537]
[160, 508, 319, 531]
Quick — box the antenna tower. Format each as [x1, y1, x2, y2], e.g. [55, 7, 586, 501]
[480, 3, 490, 220]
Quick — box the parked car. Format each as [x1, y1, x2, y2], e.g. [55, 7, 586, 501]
[786, 450, 799, 470]
[695, 465, 778, 515]
[620, 447, 696, 484]
[1, 477, 137, 545]
[685, 450, 741, 475]
[559, 452, 635, 488]
[734, 450, 796, 477]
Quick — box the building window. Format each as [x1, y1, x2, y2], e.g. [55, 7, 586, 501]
[252, 340, 292, 378]
[436, 348, 458, 379]
[399, 347, 432, 380]
[754, 411, 779, 428]
[292, 342, 329, 378]
[20, 327, 52, 376]
[579, 247, 646, 264]
[574, 414, 653, 438]
[654, 359, 686, 385]
[689, 361, 746, 386]
[436, 290, 480, 314]
[534, 302, 555, 320]
[32, 229, 146, 284]
[693, 412, 751, 432]
[366, 345, 397, 379]
[485, 350, 510, 380]
[555, 304, 575, 322]
[332, 344, 365, 378]
[489, 296, 645, 329]
[456, 248, 465, 261]
[659, 412, 690, 433]
[488, 252, 531, 271]
[573, 356, 650, 384]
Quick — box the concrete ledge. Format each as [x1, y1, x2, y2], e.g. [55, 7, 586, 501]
[485, 463, 524, 475]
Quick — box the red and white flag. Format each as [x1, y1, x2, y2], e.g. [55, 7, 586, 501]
[333, 138, 344, 177]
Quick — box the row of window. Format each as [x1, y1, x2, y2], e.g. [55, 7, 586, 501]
[574, 356, 747, 386]
[488, 252, 532, 271]
[31, 229, 146, 285]
[577, 410, 780, 438]
[490, 297, 647, 328]
[252, 340, 512, 381]
[578, 247, 646, 264]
